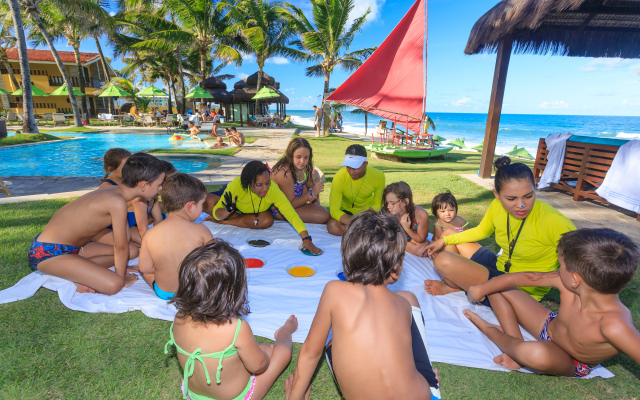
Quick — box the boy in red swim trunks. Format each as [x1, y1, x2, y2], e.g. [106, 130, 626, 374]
[28, 153, 165, 295]
[465, 228, 640, 377]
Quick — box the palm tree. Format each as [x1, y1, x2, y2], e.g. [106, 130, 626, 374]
[281, 0, 376, 96]
[350, 107, 370, 135]
[6, 0, 38, 133]
[87, 0, 117, 114]
[0, 4, 20, 90]
[229, 0, 293, 108]
[21, 0, 103, 127]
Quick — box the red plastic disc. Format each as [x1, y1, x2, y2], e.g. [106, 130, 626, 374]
[245, 258, 265, 268]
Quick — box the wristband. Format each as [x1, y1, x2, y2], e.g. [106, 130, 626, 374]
[301, 236, 312, 242]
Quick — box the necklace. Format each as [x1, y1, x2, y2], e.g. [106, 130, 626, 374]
[250, 190, 264, 226]
[350, 178, 365, 208]
[505, 215, 526, 273]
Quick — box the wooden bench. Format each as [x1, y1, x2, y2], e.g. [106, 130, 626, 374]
[533, 135, 639, 221]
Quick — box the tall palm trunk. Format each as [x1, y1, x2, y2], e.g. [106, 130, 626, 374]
[25, 2, 82, 127]
[0, 54, 20, 89]
[176, 48, 185, 114]
[71, 43, 90, 118]
[323, 70, 331, 96]
[93, 34, 113, 114]
[165, 74, 173, 114]
[7, 0, 38, 133]
[199, 47, 207, 86]
[364, 111, 368, 135]
[255, 63, 263, 114]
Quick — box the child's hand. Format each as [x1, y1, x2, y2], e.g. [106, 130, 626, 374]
[312, 180, 324, 195]
[124, 273, 139, 287]
[400, 213, 412, 231]
[285, 374, 311, 400]
[467, 285, 486, 304]
[420, 238, 445, 258]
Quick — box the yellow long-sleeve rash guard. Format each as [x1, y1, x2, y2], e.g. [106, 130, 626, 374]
[329, 166, 385, 221]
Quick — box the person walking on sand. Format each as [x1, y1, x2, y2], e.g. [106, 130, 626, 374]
[313, 105, 323, 137]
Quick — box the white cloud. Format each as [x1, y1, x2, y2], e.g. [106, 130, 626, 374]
[289, 95, 316, 109]
[451, 97, 471, 106]
[579, 58, 635, 72]
[283, 87, 295, 94]
[237, 72, 249, 80]
[539, 100, 569, 109]
[266, 57, 290, 65]
[622, 99, 640, 106]
[241, 53, 256, 63]
[351, 0, 386, 24]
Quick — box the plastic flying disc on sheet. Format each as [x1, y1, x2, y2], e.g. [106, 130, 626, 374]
[247, 238, 272, 247]
[298, 243, 322, 256]
[287, 264, 316, 277]
[336, 269, 347, 281]
[244, 257, 266, 268]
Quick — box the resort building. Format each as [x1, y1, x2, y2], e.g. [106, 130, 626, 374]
[0, 49, 117, 117]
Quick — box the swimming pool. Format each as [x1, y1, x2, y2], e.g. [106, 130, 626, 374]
[0, 132, 220, 177]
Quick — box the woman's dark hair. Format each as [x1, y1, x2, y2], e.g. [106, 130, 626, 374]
[557, 229, 640, 294]
[170, 239, 249, 323]
[345, 144, 367, 157]
[102, 148, 131, 181]
[342, 211, 406, 285]
[272, 138, 314, 188]
[161, 173, 206, 212]
[159, 159, 177, 178]
[382, 182, 416, 231]
[240, 160, 269, 189]
[431, 190, 458, 217]
[121, 153, 165, 188]
[493, 156, 535, 193]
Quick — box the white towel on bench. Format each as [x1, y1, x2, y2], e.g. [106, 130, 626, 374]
[596, 139, 640, 213]
[538, 132, 573, 190]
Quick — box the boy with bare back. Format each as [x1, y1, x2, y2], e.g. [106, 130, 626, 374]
[28, 153, 165, 295]
[285, 212, 441, 400]
[465, 228, 640, 377]
[138, 173, 213, 300]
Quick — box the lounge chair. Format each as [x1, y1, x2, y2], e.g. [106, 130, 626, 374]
[142, 115, 154, 127]
[276, 115, 291, 128]
[121, 114, 135, 126]
[52, 113, 67, 127]
[6, 112, 18, 124]
[164, 114, 177, 127]
[200, 122, 214, 133]
[43, 112, 53, 121]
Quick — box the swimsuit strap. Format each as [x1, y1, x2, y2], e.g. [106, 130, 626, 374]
[147, 198, 156, 215]
[102, 178, 118, 186]
[434, 222, 445, 229]
[460, 221, 469, 229]
[296, 171, 307, 184]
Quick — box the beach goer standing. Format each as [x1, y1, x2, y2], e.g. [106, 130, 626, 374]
[271, 138, 330, 224]
[327, 144, 385, 236]
[313, 105, 323, 137]
[167, 239, 299, 400]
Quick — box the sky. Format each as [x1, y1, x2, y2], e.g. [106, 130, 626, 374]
[37, 0, 640, 116]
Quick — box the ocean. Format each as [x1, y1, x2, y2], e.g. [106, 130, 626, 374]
[287, 110, 640, 156]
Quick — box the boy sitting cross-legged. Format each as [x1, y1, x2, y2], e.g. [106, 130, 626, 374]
[28, 153, 165, 295]
[138, 173, 213, 300]
[465, 228, 640, 377]
[285, 211, 441, 400]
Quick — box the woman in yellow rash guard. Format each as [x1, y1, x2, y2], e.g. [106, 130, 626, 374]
[327, 144, 385, 236]
[420, 156, 575, 303]
[211, 160, 323, 254]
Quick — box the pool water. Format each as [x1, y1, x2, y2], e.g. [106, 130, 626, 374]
[0, 133, 219, 177]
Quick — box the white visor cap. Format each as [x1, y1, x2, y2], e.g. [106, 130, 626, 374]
[341, 154, 368, 169]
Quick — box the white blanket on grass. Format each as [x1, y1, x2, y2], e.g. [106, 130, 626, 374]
[537, 132, 573, 190]
[596, 139, 640, 213]
[0, 220, 613, 378]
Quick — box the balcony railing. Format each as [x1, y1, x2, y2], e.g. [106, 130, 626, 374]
[48, 76, 104, 88]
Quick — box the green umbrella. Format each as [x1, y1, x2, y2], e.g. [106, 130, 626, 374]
[252, 87, 280, 100]
[137, 85, 169, 97]
[506, 145, 534, 160]
[0, 88, 11, 95]
[448, 137, 466, 149]
[432, 134, 446, 144]
[185, 86, 214, 99]
[98, 85, 132, 97]
[49, 84, 84, 96]
[11, 84, 49, 96]
[472, 140, 484, 151]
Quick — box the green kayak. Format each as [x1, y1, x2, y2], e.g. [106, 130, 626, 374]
[366, 144, 453, 158]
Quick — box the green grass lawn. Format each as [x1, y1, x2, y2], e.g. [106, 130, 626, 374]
[0, 133, 74, 147]
[40, 126, 104, 133]
[1, 135, 639, 399]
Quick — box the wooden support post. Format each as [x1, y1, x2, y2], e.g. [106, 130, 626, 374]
[479, 39, 512, 179]
[246, 102, 250, 125]
[239, 103, 244, 127]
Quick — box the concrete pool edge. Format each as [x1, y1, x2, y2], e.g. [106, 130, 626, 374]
[0, 137, 86, 150]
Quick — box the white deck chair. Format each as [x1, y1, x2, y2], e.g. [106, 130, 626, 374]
[52, 113, 67, 127]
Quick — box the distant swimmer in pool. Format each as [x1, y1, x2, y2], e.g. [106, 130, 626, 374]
[27, 153, 165, 294]
[207, 160, 323, 255]
[138, 173, 213, 300]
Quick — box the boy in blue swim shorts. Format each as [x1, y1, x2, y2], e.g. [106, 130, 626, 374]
[29, 153, 165, 295]
[465, 228, 640, 377]
[138, 173, 213, 300]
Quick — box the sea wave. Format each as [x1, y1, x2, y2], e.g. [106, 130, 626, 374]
[615, 132, 640, 139]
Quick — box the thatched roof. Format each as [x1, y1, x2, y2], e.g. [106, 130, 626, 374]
[465, 0, 640, 58]
[234, 80, 248, 89]
[204, 88, 234, 103]
[203, 77, 227, 90]
[246, 71, 276, 86]
[230, 85, 289, 104]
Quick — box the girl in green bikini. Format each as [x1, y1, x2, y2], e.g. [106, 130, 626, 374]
[167, 239, 299, 400]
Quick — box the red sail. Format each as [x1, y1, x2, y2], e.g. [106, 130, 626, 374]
[326, 0, 427, 133]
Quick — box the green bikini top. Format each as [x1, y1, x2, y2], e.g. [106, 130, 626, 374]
[165, 318, 243, 395]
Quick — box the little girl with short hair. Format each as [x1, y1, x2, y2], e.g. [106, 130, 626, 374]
[430, 191, 483, 259]
[166, 239, 298, 400]
[382, 181, 430, 256]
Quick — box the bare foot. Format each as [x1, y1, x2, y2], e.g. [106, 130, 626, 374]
[493, 353, 522, 370]
[424, 279, 461, 296]
[124, 273, 139, 287]
[275, 315, 298, 338]
[75, 283, 96, 294]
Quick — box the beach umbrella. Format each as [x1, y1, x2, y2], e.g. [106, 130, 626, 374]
[472, 141, 484, 151]
[252, 87, 280, 100]
[49, 84, 84, 97]
[0, 88, 11, 95]
[99, 85, 132, 115]
[11, 84, 49, 96]
[506, 145, 534, 160]
[185, 86, 214, 99]
[448, 137, 466, 149]
[138, 85, 169, 113]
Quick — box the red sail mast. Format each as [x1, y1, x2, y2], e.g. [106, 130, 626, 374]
[326, 0, 427, 134]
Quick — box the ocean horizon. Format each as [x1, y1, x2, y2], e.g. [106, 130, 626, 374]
[286, 110, 640, 156]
